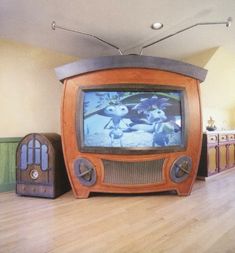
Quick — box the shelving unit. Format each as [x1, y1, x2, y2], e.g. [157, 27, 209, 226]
[197, 131, 235, 179]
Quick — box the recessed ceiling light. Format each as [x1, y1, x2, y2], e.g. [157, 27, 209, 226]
[151, 22, 163, 30]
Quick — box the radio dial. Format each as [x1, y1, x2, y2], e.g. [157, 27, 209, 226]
[30, 169, 39, 180]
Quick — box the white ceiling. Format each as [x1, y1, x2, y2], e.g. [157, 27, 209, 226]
[0, 0, 235, 60]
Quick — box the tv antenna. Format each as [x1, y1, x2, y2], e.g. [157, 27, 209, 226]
[51, 21, 123, 55]
[51, 17, 232, 56]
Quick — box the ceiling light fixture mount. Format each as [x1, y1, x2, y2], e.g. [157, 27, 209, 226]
[151, 22, 164, 30]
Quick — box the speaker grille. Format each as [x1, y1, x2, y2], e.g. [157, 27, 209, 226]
[103, 159, 164, 185]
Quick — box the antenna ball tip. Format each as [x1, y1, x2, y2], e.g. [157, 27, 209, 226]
[226, 17, 232, 27]
[51, 21, 56, 30]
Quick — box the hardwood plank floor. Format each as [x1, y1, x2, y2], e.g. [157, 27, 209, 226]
[1, 168, 235, 253]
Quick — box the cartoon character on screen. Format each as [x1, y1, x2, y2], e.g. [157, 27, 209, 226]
[103, 102, 129, 147]
[130, 96, 180, 146]
[152, 118, 181, 146]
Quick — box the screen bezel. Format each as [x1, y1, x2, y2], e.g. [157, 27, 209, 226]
[76, 84, 188, 154]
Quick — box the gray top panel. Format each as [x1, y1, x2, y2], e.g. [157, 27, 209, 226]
[55, 55, 207, 83]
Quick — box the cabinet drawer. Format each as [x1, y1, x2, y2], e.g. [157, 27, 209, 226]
[228, 134, 235, 141]
[207, 134, 218, 144]
[219, 134, 227, 143]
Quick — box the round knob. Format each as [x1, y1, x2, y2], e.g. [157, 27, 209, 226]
[170, 156, 192, 183]
[74, 158, 96, 186]
[30, 169, 39, 180]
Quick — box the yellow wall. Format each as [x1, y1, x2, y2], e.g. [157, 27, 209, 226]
[1, 39, 234, 137]
[0, 39, 78, 137]
[183, 47, 235, 131]
[231, 111, 235, 127]
[183, 48, 217, 68]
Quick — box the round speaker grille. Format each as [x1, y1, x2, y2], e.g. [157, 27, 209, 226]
[170, 156, 192, 183]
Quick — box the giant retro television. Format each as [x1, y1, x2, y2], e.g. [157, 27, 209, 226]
[55, 55, 207, 198]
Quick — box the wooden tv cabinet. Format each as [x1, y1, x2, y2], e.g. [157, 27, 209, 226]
[55, 55, 207, 198]
[197, 131, 235, 179]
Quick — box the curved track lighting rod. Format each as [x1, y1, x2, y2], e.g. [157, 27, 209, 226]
[139, 17, 232, 55]
[51, 21, 123, 55]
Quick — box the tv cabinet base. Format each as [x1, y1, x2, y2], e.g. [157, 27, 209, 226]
[74, 186, 193, 199]
[71, 155, 196, 198]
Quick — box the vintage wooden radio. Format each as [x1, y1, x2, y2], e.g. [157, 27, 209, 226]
[16, 133, 70, 198]
[55, 55, 207, 198]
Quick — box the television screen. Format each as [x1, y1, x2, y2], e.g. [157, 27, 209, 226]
[79, 87, 185, 150]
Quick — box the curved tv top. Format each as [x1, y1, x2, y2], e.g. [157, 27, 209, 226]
[55, 55, 207, 83]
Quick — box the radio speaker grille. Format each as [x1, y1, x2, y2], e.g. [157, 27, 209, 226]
[103, 159, 164, 185]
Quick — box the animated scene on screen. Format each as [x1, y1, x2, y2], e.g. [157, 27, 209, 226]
[82, 90, 183, 148]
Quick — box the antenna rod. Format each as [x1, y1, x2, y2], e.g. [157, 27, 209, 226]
[51, 21, 123, 55]
[139, 17, 232, 55]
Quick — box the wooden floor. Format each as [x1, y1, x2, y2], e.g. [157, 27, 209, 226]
[1, 169, 235, 253]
